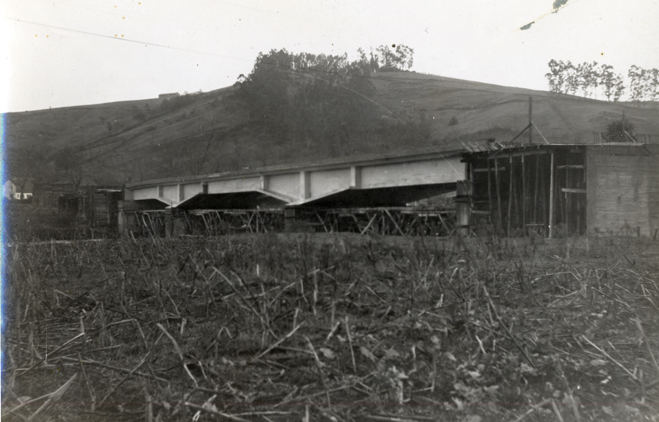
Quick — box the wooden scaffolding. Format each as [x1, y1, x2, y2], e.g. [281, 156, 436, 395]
[466, 145, 587, 238]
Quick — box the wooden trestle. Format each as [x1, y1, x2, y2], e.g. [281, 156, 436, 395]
[185, 209, 285, 235]
[125, 207, 456, 237]
[305, 208, 456, 236]
[129, 210, 166, 237]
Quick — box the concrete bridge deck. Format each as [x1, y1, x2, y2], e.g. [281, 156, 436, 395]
[123, 149, 467, 210]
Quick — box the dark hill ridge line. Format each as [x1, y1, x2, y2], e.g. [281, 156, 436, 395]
[5, 72, 659, 185]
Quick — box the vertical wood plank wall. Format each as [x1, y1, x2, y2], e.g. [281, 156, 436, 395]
[469, 147, 588, 237]
[471, 150, 556, 236]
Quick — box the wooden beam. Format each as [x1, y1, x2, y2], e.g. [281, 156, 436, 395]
[489, 149, 548, 159]
[495, 159, 503, 233]
[566, 161, 570, 235]
[561, 188, 586, 194]
[487, 158, 493, 224]
[473, 167, 506, 172]
[531, 122, 550, 145]
[533, 154, 539, 225]
[383, 209, 405, 236]
[513, 161, 520, 230]
[507, 156, 513, 237]
[548, 152, 555, 239]
[360, 213, 378, 235]
[456, 181, 471, 236]
[509, 123, 532, 145]
[436, 212, 451, 234]
[556, 165, 584, 169]
[522, 155, 526, 231]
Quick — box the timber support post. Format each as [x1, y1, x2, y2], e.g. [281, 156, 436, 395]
[455, 180, 472, 236]
[117, 200, 140, 236]
[494, 158, 503, 234]
[285, 208, 297, 232]
[165, 207, 174, 238]
[548, 152, 555, 239]
[507, 156, 513, 236]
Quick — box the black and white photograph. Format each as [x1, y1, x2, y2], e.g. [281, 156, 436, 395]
[2, 0, 659, 420]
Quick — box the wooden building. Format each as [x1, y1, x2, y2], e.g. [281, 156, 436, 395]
[462, 143, 659, 238]
[33, 180, 122, 228]
[33, 181, 78, 210]
[80, 189, 122, 228]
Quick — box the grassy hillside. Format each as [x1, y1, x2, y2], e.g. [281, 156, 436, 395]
[5, 72, 659, 185]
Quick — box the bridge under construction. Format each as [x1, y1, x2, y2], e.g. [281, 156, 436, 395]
[119, 140, 659, 239]
[120, 149, 468, 237]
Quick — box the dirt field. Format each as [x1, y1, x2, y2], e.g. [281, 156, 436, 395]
[3, 234, 659, 421]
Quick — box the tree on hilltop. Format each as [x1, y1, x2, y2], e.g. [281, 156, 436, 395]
[628, 66, 659, 102]
[236, 46, 423, 154]
[237, 48, 379, 147]
[543, 60, 659, 102]
[374, 44, 415, 71]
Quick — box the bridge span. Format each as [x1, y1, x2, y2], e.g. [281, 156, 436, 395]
[121, 149, 467, 235]
[124, 149, 466, 208]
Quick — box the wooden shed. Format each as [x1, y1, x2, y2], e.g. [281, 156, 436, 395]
[462, 143, 659, 238]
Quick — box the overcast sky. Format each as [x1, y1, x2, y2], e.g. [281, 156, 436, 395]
[1, 0, 658, 112]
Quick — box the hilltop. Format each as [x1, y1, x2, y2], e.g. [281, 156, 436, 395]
[5, 71, 659, 185]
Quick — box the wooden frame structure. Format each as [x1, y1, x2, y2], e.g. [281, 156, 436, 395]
[293, 207, 456, 236]
[465, 145, 588, 238]
[185, 209, 285, 235]
[119, 210, 167, 237]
